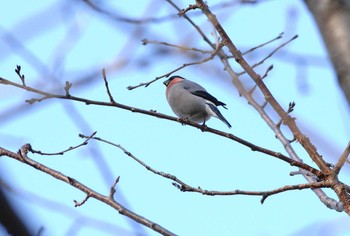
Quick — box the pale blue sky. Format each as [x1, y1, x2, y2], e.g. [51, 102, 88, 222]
[1, 1, 350, 235]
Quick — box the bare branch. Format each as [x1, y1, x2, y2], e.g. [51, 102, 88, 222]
[287, 101, 296, 113]
[0, 146, 176, 236]
[261, 65, 274, 80]
[195, 0, 330, 173]
[74, 195, 90, 207]
[29, 132, 97, 156]
[64, 81, 72, 97]
[142, 39, 212, 54]
[242, 32, 284, 56]
[15, 65, 26, 86]
[109, 176, 120, 199]
[260, 182, 330, 204]
[127, 42, 224, 90]
[237, 35, 298, 76]
[250, 35, 298, 68]
[178, 3, 201, 16]
[167, 0, 216, 50]
[333, 141, 350, 174]
[248, 65, 273, 94]
[83, 0, 178, 24]
[102, 68, 116, 103]
[173, 181, 330, 200]
[79, 134, 329, 200]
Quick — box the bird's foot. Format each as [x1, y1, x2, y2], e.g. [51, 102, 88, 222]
[200, 122, 208, 132]
[177, 117, 189, 126]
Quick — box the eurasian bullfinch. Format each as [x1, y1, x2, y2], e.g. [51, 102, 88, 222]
[163, 76, 231, 128]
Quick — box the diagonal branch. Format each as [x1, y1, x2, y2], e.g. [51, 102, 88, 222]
[195, 0, 330, 173]
[0, 145, 176, 236]
[192, 0, 332, 174]
[334, 141, 350, 174]
[237, 35, 298, 76]
[241, 32, 284, 56]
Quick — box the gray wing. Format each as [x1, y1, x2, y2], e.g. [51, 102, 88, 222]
[182, 80, 227, 109]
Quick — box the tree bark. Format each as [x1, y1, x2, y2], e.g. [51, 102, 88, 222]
[305, 0, 350, 106]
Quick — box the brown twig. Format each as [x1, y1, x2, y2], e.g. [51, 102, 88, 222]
[178, 3, 200, 16]
[237, 35, 298, 76]
[102, 68, 116, 103]
[74, 194, 90, 207]
[29, 132, 97, 156]
[142, 39, 212, 54]
[15, 65, 26, 86]
[127, 42, 224, 90]
[333, 141, 350, 174]
[242, 32, 284, 56]
[109, 176, 120, 199]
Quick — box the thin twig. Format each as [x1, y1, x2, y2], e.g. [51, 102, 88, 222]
[242, 32, 284, 56]
[15, 65, 26, 86]
[109, 176, 120, 199]
[167, 0, 216, 50]
[102, 68, 116, 103]
[248, 65, 273, 94]
[261, 65, 274, 80]
[74, 194, 90, 207]
[333, 141, 350, 174]
[260, 182, 330, 204]
[237, 35, 298, 76]
[178, 3, 200, 15]
[29, 131, 97, 156]
[142, 39, 212, 54]
[127, 42, 224, 90]
[83, 0, 179, 24]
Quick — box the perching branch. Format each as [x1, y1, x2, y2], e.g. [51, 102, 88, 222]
[0, 72, 320, 177]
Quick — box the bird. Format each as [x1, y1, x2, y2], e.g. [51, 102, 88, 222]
[163, 75, 231, 128]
